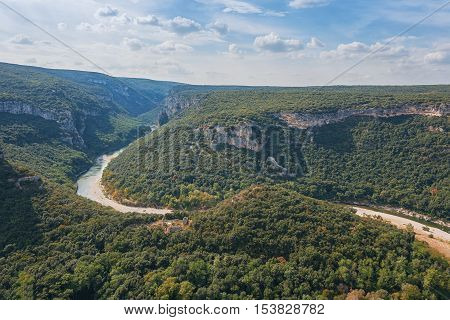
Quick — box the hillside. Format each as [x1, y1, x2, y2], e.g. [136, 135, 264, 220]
[0, 183, 448, 299]
[0, 62, 180, 116]
[105, 86, 449, 218]
[0, 64, 448, 300]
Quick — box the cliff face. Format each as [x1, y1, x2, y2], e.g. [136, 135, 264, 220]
[279, 103, 449, 129]
[164, 93, 201, 117]
[199, 123, 263, 152]
[0, 101, 101, 147]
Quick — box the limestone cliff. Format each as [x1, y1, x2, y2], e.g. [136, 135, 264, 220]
[199, 123, 263, 152]
[279, 103, 449, 129]
[0, 101, 101, 147]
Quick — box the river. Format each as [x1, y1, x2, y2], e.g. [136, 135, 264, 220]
[76, 149, 449, 257]
[353, 206, 449, 258]
[76, 149, 171, 215]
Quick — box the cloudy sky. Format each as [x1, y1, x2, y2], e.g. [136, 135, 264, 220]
[0, 0, 449, 86]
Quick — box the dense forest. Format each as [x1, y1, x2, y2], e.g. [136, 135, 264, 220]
[1, 180, 448, 299]
[167, 86, 450, 126]
[105, 109, 449, 219]
[0, 64, 448, 300]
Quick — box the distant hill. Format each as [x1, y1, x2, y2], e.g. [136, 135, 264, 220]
[0, 62, 181, 116]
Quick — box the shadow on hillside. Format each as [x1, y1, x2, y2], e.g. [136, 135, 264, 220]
[0, 158, 42, 256]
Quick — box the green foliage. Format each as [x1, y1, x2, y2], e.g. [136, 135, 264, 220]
[0, 113, 91, 183]
[171, 86, 450, 126]
[1, 65, 449, 301]
[0, 62, 179, 116]
[107, 115, 449, 218]
[1, 185, 447, 299]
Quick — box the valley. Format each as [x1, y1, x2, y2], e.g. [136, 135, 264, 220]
[76, 148, 170, 214]
[0, 62, 449, 300]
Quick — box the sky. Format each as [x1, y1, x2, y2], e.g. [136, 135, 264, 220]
[0, 0, 449, 86]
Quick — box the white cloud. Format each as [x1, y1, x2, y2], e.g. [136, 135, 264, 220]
[95, 5, 119, 19]
[227, 43, 244, 58]
[25, 58, 37, 64]
[136, 15, 203, 35]
[289, 0, 331, 9]
[154, 41, 193, 53]
[10, 34, 34, 45]
[307, 37, 325, 48]
[254, 33, 304, 52]
[424, 44, 450, 65]
[166, 16, 202, 35]
[155, 58, 192, 75]
[264, 11, 287, 17]
[111, 13, 133, 25]
[57, 23, 68, 31]
[197, 0, 285, 16]
[136, 15, 161, 26]
[320, 41, 409, 60]
[122, 37, 144, 51]
[214, 0, 262, 14]
[424, 51, 450, 64]
[208, 21, 229, 36]
[76, 22, 110, 33]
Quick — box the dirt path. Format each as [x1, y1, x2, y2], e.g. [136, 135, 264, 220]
[353, 206, 450, 259]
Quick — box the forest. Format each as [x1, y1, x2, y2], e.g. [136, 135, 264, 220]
[105, 114, 449, 219]
[0, 64, 448, 300]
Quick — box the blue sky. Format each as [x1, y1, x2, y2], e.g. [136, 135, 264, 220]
[0, 0, 449, 85]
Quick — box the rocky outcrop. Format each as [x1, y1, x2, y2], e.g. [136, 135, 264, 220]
[198, 123, 263, 152]
[14, 175, 42, 190]
[163, 92, 201, 118]
[266, 156, 288, 177]
[0, 101, 101, 147]
[279, 104, 449, 129]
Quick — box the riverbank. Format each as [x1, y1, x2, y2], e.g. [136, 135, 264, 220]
[76, 149, 172, 215]
[353, 206, 450, 259]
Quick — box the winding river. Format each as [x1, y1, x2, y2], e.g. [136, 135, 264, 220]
[76, 149, 171, 215]
[76, 148, 449, 257]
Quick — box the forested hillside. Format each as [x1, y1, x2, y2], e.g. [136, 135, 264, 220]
[105, 87, 449, 218]
[0, 62, 180, 116]
[0, 184, 448, 299]
[0, 64, 448, 300]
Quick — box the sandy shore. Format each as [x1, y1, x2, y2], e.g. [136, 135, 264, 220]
[353, 206, 450, 259]
[77, 150, 171, 215]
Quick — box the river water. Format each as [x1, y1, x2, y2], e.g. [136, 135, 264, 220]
[76, 148, 449, 257]
[76, 149, 171, 214]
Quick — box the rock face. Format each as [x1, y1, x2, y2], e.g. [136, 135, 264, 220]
[279, 104, 449, 129]
[201, 124, 263, 152]
[0, 101, 101, 147]
[14, 175, 42, 190]
[164, 92, 201, 117]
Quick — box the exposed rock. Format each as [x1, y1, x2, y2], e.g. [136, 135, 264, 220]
[0, 101, 101, 147]
[164, 92, 202, 117]
[201, 124, 263, 152]
[15, 175, 42, 190]
[166, 225, 183, 234]
[279, 104, 449, 129]
[266, 156, 288, 176]
[428, 126, 445, 133]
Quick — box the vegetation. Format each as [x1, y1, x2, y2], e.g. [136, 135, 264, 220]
[105, 115, 449, 218]
[170, 86, 450, 126]
[0, 64, 448, 300]
[0, 184, 448, 299]
[0, 62, 179, 116]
